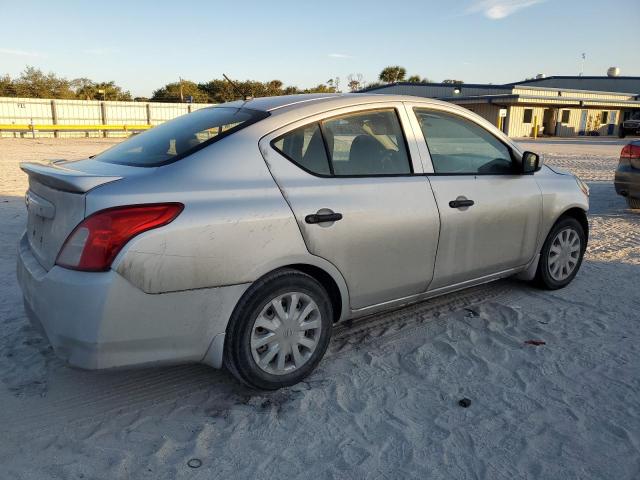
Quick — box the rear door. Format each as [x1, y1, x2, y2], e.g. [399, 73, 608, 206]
[407, 104, 542, 290]
[260, 103, 440, 310]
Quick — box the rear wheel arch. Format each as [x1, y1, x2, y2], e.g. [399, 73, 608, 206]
[286, 264, 343, 323]
[229, 261, 347, 328]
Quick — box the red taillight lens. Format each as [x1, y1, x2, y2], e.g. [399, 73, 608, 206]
[621, 144, 640, 159]
[56, 203, 184, 271]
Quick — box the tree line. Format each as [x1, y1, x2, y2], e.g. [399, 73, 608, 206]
[0, 66, 464, 103]
[375, 65, 463, 86]
[0, 67, 133, 101]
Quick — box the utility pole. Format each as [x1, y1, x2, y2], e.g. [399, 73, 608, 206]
[579, 53, 586, 76]
[179, 77, 184, 103]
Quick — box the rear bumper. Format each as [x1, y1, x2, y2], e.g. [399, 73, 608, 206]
[614, 167, 640, 199]
[17, 233, 248, 370]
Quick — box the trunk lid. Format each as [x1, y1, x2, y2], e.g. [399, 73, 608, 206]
[21, 159, 144, 271]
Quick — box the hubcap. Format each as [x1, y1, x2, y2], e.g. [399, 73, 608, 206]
[250, 292, 322, 376]
[548, 228, 581, 281]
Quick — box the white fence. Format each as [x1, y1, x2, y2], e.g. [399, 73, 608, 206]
[0, 97, 213, 138]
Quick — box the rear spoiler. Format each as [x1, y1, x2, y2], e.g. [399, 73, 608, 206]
[20, 162, 122, 194]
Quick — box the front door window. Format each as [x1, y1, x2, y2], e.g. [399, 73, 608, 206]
[414, 109, 515, 175]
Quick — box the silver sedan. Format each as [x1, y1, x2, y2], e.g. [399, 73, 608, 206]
[17, 94, 589, 389]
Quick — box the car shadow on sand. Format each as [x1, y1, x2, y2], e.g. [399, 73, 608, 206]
[585, 181, 639, 217]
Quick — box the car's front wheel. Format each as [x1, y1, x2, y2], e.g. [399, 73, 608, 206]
[535, 217, 586, 290]
[224, 269, 333, 390]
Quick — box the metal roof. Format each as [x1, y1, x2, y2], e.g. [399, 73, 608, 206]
[438, 93, 640, 107]
[508, 75, 640, 83]
[509, 76, 640, 95]
[360, 81, 639, 98]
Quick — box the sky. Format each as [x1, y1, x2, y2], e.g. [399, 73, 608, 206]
[1, 0, 639, 97]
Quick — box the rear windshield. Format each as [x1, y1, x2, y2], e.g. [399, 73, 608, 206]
[95, 107, 268, 167]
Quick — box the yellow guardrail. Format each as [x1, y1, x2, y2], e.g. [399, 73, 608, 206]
[0, 124, 153, 132]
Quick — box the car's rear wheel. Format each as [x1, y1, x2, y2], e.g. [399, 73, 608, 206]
[224, 269, 333, 390]
[535, 217, 586, 290]
[627, 197, 640, 209]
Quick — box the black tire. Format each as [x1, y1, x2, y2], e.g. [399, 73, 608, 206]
[627, 197, 640, 209]
[224, 269, 333, 390]
[534, 216, 586, 290]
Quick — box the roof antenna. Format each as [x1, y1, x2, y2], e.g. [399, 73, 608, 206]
[223, 74, 253, 101]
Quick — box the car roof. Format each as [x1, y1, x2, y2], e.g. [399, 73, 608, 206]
[221, 93, 455, 113]
[223, 94, 341, 111]
[218, 92, 519, 154]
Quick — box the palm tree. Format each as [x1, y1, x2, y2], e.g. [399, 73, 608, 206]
[379, 66, 407, 84]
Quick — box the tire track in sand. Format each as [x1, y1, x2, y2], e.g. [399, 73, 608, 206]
[5, 279, 515, 436]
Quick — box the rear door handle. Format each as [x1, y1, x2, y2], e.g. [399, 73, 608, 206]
[305, 212, 343, 224]
[449, 199, 475, 209]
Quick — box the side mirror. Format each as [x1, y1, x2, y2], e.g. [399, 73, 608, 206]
[522, 151, 543, 174]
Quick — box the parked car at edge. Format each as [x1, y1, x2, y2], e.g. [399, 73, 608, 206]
[614, 140, 640, 209]
[619, 112, 640, 138]
[17, 94, 590, 389]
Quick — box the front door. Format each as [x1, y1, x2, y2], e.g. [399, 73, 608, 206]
[261, 105, 440, 309]
[410, 106, 542, 289]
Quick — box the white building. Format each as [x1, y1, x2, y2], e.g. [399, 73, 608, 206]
[361, 76, 640, 137]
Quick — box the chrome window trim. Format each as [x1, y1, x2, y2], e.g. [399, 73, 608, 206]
[262, 101, 426, 177]
[403, 101, 525, 176]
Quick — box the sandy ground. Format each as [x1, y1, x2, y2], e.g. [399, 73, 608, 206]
[0, 137, 639, 479]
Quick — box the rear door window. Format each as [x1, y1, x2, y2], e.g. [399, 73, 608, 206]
[321, 109, 411, 175]
[95, 107, 268, 167]
[272, 108, 412, 177]
[272, 123, 331, 175]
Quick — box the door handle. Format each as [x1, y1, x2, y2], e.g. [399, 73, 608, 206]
[305, 212, 343, 224]
[449, 199, 475, 209]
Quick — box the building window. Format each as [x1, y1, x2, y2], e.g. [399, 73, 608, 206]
[523, 109, 533, 124]
[561, 110, 570, 123]
[601, 111, 609, 124]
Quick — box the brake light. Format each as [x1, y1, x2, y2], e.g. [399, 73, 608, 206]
[621, 144, 640, 159]
[56, 203, 183, 271]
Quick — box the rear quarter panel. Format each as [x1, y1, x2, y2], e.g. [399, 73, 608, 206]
[86, 129, 312, 294]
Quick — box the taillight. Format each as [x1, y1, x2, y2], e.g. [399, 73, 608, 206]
[56, 203, 184, 272]
[620, 143, 640, 159]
